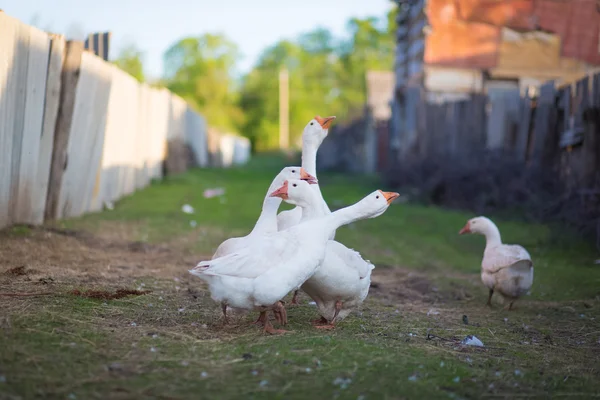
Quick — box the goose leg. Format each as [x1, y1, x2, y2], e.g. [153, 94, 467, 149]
[252, 312, 267, 326]
[486, 289, 494, 307]
[272, 301, 288, 326]
[315, 301, 342, 330]
[504, 301, 515, 311]
[290, 290, 300, 305]
[263, 311, 289, 335]
[312, 316, 328, 326]
[221, 303, 229, 324]
[331, 300, 343, 323]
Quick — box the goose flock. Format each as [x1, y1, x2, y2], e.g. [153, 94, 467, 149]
[189, 116, 534, 334]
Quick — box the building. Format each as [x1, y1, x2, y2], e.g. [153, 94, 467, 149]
[394, 0, 600, 97]
[390, 0, 600, 159]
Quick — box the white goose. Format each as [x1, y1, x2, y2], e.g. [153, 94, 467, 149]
[277, 116, 335, 232]
[277, 116, 336, 304]
[297, 190, 398, 328]
[459, 216, 534, 310]
[210, 166, 318, 322]
[190, 179, 398, 334]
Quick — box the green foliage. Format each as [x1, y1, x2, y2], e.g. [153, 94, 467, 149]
[160, 6, 397, 150]
[113, 44, 145, 83]
[240, 9, 396, 150]
[163, 34, 244, 132]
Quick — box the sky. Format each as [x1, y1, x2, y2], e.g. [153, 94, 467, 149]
[4, 0, 394, 80]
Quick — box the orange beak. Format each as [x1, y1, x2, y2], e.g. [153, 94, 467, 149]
[315, 115, 336, 130]
[300, 168, 318, 185]
[459, 222, 470, 235]
[379, 190, 400, 204]
[269, 180, 289, 200]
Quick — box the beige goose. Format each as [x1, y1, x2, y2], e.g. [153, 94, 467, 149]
[459, 216, 534, 310]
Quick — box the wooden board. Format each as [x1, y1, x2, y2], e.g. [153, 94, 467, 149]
[486, 88, 520, 151]
[78, 53, 113, 217]
[168, 94, 187, 141]
[582, 74, 599, 187]
[45, 41, 84, 220]
[0, 14, 19, 228]
[92, 65, 140, 211]
[184, 106, 206, 167]
[530, 81, 558, 166]
[515, 96, 533, 162]
[13, 25, 51, 224]
[56, 51, 112, 218]
[135, 83, 151, 189]
[148, 88, 169, 178]
[34, 35, 65, 224]
[7, 18, 31, 226]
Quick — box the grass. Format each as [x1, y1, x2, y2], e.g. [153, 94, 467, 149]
[1, 152, 599, 399]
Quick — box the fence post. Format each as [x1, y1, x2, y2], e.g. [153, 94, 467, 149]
[530, 81, 558, 167]
[34, 34, 65, 223]
[45, 40, 83, 220]
[515, 95, 533, 162]
[582, 73, 600, 187]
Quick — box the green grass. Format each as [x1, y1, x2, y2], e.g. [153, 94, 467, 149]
[1, 152, 599, 399]
[63, 152, 599, 301]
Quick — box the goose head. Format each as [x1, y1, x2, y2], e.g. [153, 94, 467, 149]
[352, 190, 400, 219]
[269, 179, 318, 207]
[303, 116, 336, 148]
[271, 167, 318, 190]
[459, 216, 495, 236]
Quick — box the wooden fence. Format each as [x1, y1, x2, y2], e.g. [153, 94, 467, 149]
[0, 12, 250, 229]
[392, 72, 600, 190]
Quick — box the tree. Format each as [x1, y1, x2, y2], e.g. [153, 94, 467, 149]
[335, 13, 395, 118]
[159, 6, 396, 150]
[163, 34, 243, 132]
[113, 45, 145, 83]
[238, 7, 396, 151]
[239, 32, 341, 151]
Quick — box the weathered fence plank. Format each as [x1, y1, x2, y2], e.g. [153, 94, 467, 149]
[582, 74, 600, 187]
[487, 94, 504, 150]
[185, 108, 208, 167]
[92, 65, 139, 211]
[593, 73, 600, 108]
[7, 19, 31, 225]
[0, 12, 248, 229]
[45, 40, 84, 220]
[56, 51, 112, 219]
[135, 83, 151, 189]
[515, 96, 533, 162]
[33, 35, 65, 224]
[147, 88, 169, 179]
[13, 26, 51, 224]
[530, 81, 558, 167]
[0, 14, 20, 228]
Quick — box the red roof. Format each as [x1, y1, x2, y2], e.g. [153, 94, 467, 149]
[424, 0, 500, 69]
[535, 0, 600, 65]
[455, 0, 600, 65]
[457, 0, 534, 30]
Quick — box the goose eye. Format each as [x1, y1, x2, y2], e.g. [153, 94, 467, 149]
[291, 169, 295, 173]
[293, 183, 297, 187]
[310, 122, 314, 126]
[376, 195, 380, 199]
